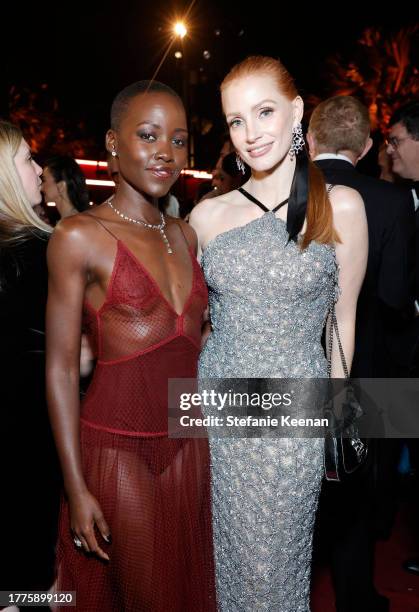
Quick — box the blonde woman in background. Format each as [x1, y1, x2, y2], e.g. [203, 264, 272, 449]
[0, 121, 61, 594]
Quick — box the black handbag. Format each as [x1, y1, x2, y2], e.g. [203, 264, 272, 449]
[324, 305, 368, 482]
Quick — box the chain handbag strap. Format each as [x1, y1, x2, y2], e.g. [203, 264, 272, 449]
[327, 307, 349, 378]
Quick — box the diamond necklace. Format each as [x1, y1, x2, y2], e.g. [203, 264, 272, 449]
[106, 196, 173, 254]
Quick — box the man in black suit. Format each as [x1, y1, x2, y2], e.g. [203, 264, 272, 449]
[307, 96, 414, 612]
[387, 100, 419, 318]
[387, 100, 419, 575]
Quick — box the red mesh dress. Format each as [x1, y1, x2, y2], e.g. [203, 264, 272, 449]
[54, 220, 216, 611]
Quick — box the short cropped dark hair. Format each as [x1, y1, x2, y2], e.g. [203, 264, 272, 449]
[110, 80, 183, 130]
[389, 100, 419, 140]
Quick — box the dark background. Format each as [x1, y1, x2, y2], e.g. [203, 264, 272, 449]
[2, 0, 418, 169]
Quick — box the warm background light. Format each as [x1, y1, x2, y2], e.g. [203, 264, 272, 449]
[174, 22, 187, 38]
[76, 159, 212, 180]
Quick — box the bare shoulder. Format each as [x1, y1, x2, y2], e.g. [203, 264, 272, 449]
[328, 185, 368, 254]
[328, 184, 365, 220]
[189, 191, 237, 228]
[47, 212, 100, 264]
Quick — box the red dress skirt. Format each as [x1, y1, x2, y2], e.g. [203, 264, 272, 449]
[54, 239, 216, 611]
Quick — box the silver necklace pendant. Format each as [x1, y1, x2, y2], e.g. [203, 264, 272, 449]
[107, 197, 173, 254]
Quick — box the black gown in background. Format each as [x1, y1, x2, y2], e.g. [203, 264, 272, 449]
[0, 233, 61, 594]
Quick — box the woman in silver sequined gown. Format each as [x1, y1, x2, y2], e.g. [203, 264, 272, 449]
[190, 57, 368, 612]
[199, 214, 336, 611]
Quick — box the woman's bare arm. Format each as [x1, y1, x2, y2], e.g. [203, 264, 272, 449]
[46, 218, 110, 560]
[330, 185, 368, 377]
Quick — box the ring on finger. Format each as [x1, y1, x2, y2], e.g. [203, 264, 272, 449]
[73, 537, 83, 548]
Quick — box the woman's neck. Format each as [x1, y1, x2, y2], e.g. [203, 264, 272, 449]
[57, 197, 78, 218]
[111, 183, 161, 223]
[245, 155, 296, 209]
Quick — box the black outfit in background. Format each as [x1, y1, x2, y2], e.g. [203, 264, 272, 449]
[404, 185, 419, 571]
[317, 159, 414, 377]
[411, 182, 419, 305]
[408, 183, 419, 374]
[315, 158, 414, 612]
[0, 233, 61, 595]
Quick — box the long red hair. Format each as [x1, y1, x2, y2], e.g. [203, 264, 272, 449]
[221, 56, 339, 249]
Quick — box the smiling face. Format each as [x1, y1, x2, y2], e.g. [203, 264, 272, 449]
[107, 92, 188, 199]
[387, 121, 419, 181]
[221, 73, 303, 173]
[14, 139, 43, 206]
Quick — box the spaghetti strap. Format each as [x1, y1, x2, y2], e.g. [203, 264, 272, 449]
[238, 187, 269, 212]
[86, 214, 119, 241]
[327, 184, 335, 194]
[176, 220, 191, 249]
[238, 187, 288, 214]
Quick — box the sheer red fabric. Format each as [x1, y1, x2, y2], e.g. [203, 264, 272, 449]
[54, 239, 216, 611]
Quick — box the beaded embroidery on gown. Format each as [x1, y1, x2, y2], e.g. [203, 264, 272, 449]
[199, 210, 338, 612]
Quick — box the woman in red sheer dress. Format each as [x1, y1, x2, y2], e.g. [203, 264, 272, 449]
[46, 81, 215, 611]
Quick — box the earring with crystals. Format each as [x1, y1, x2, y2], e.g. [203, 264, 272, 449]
[111, 147, 117, 158]
[289, 123, 305, 159]
[236, 154, 246, 175]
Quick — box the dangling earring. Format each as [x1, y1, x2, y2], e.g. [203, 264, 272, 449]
[236, 154, 246, 175]
[111, 146, 117, 157]
[289, 123, 305, 160]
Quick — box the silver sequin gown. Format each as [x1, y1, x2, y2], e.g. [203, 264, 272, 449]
[199, 212, 338, 612]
